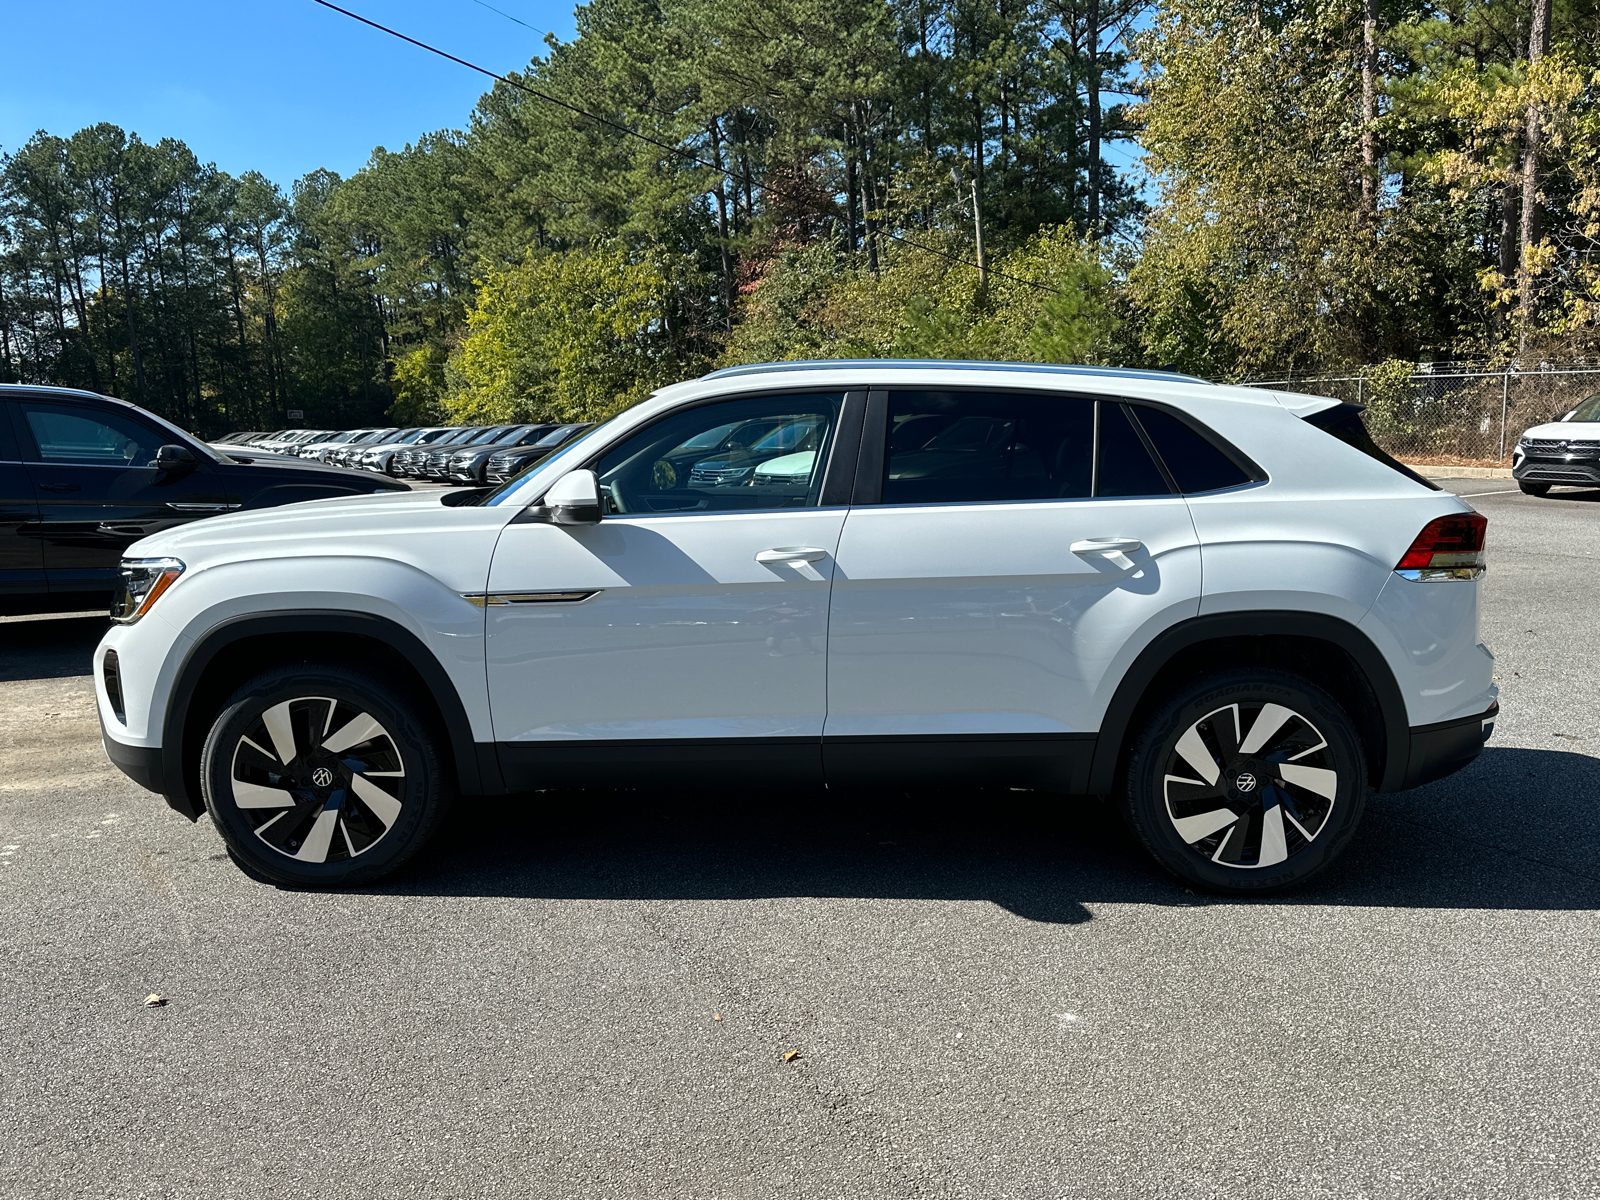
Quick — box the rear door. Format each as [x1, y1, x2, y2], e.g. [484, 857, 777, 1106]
[0, 402, 44, 600]
[14, 399, 232, 596]
[823, 388, 1203, 790]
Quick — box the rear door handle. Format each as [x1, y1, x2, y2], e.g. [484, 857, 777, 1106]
[38, 483, 80, 493]
[1071, 537, 1143, 555]
[755, 546, 828, 565]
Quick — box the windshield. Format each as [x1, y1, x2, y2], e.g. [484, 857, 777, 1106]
[1566, 394, 1600, 423]
[678, 421, 740, 450]
[748, 418, 822, 455]
[536, 423, 586, 447]
[140, 407, 224, 463]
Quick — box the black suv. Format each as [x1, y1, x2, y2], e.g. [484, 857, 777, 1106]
[1, 385, 407, 615]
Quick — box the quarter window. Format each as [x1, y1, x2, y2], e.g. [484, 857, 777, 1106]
[594, 393, 843, 515]
[1129, 406, 1253, 493]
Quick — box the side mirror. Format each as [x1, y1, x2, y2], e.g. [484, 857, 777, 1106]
[543, 469, 602, 525]
[155, 444, 197, 472]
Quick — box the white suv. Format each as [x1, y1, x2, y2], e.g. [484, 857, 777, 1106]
[94, 362, 1497, 893]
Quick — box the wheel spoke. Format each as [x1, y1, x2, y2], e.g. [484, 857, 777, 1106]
[1239, 703, 1294, 755]
[323, 711, 385, 755]
[233, 780, 296, 809]
[293, 806, 341, 862]
[261, 701, 300, 766]
[1175, 725, 1221, 785]
[1171, 806, 1239, 844]
[349, 773, 402, 830]
[1279, 763, 1338, 800]
[240, 735, 278, 764]
[1257, 802, 1289, 866]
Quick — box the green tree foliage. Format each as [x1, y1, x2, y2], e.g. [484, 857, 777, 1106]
[447, 244, 676, 424]
[1130, 0, 1600, 377]
[6, 0, 1592, 431]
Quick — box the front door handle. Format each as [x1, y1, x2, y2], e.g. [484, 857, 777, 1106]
[38, 482, 80, 493]
[755, 546, 828, 565]
[1070, 537, 1143, 556]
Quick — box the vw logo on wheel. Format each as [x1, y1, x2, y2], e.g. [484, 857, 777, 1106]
[311, 767, 335, 788]
[1234, 772, 1258, 793]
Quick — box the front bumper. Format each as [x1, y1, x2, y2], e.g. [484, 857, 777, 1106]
[1399, 702, 1497, 790]
[98, 709, 204, 821]
[1514, 454, 1600, 485]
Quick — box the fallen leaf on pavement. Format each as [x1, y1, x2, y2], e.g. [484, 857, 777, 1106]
[143, 994, 166, 1008]
[783, 1049, 800, 1063]
[713, 1013, 722, 1021]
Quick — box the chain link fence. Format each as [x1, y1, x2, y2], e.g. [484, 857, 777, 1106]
[1242, 368, 1600, 466]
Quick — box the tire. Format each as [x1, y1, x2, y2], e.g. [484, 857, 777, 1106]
[1120, 669, 1368, 895]
[199, 662, 452, 887]
[1518, 480, 1551, 496]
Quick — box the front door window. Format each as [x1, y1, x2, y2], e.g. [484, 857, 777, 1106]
[594, 393, 842, 515]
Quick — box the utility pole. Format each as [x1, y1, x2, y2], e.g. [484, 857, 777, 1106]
[1519, 0, 1553, 345]
[953, 168, 985, 289]
[971, 179, 986, 290]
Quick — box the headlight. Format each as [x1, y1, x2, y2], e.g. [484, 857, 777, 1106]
[112, 557, 185, 624]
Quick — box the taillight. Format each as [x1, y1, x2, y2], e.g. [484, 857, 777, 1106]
[1395, 513, 1487, 580]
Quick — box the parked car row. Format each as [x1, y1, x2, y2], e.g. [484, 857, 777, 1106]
[211, 422, 595, 485]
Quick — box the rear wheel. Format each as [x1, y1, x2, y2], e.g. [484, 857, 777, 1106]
[1518, 480, 1551, 496]
[200, 663, 451, 887]
[1121, 669, 1368, 895]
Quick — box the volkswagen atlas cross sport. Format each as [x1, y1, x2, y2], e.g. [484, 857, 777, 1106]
[94, 362, 1497, 894]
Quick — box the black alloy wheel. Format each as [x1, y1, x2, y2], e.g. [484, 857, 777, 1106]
[200, 663, 450, 887]
[1121, 669, 1367, 894]
[1518, 480, 1551, 496]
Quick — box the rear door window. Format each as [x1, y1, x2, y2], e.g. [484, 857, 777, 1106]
[880, 391, 1185, 504]
[882, 391, 1093, 504]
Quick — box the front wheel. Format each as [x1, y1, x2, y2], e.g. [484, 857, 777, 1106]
[1121, 669, 1368, 895]
[200, 662, 451, 887]
[1518, 480, 1551, 496]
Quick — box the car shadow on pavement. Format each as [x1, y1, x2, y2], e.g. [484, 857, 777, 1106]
[0, 613, 106, 682]
[389, 746, 1600, 922]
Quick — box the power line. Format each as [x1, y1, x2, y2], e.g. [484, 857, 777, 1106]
[310, 0, 1064, 296]
[468, 0, 549, 38]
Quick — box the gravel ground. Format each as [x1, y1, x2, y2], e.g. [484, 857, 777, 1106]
[0, 479, 1596, 1200]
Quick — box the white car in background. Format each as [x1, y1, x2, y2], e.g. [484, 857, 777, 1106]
[1512, 393, 1600, 495]
[252, 429, 330, 455]
[94, 361, 1496, 895]
[296, 428, 395, 462]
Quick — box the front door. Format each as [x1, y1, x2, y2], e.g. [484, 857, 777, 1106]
[0, 404, 44, 599]
[824, 388, 1203, 790]
[485, 391, 858, 789]
[13, 400, 232, 596]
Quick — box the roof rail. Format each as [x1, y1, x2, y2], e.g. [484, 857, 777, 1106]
[700, 359, 1211, 385]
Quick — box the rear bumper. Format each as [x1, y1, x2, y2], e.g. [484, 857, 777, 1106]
[1398, 702, 1497, 791]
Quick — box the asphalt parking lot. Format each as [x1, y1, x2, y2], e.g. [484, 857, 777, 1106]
[1, 479, 1596, 1199]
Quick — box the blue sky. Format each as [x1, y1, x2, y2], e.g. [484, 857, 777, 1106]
[0, 0, 574, 190]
